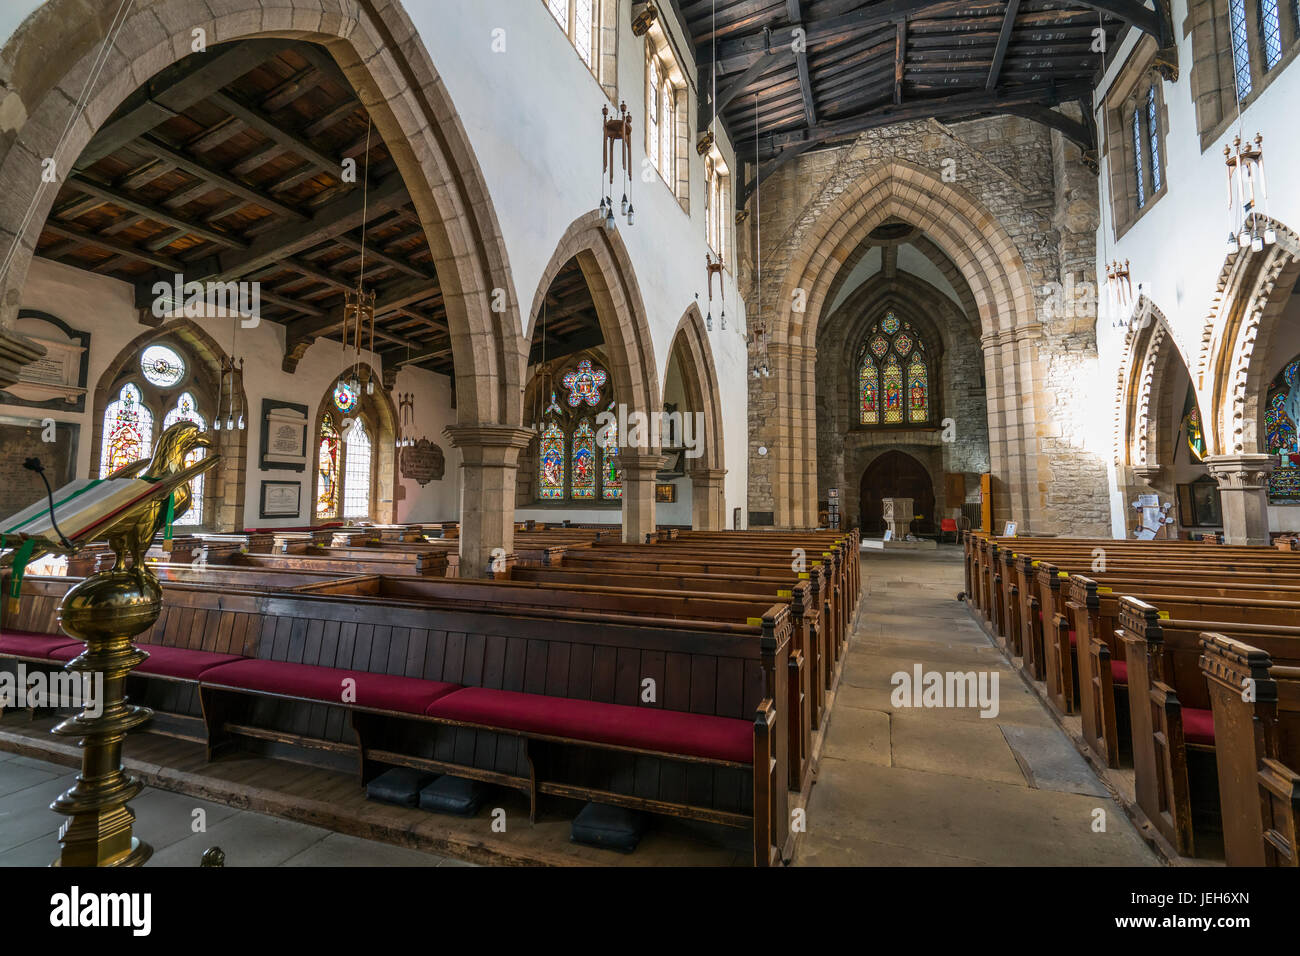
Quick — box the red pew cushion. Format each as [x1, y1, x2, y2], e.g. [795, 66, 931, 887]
[1182, 706, 1215, 746]
[201, 659, 459, 714]
[1110, 660, 1128, 685]
[426, 687, 754, 764]
[1068, 629, 1077, 648]
[0, 631, 81, 660]
[49, 643, 246, 681]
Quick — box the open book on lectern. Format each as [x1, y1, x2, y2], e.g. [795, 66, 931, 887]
[0, 456, 215, 565]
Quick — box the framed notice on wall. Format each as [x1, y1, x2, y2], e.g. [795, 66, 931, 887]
[655, 483, 676, 503]
[259, 480, 301, 519]
[260, 399, 309, 471]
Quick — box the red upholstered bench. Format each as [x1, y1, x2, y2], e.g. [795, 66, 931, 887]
[1110, 659, 1128, 685]
[1181, 706, 1215, 746]
[49, 643, 246, 681]
[426, 687, 755, 765]
[200, 658, 460, 715]
[0, 630, 82, 661]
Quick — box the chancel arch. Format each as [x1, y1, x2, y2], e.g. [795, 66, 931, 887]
[758, 160, 1051, 531]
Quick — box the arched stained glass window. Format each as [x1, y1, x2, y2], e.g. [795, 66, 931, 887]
[1266, 356, 1300, 501]
[317, 416, 340, 518]
[539, 422, 566, 499]
[342, 419, 372, 519]
[100, 383, 154, 477]
[562, 358, 607, 407]
[162, 391, 207, 526]
[858, 313, 931, 427]
[572, 419, 596, 498]
[907, 357, 928, 423]
[859, 362, 879, 425]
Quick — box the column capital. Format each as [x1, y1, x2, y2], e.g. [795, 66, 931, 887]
[619, 451, 667, 476]
[442, 423, 535, 450]
[688, 467, 728, 483]
[1204, 453, 1276, 490]
[1130, 464, 1165, 485]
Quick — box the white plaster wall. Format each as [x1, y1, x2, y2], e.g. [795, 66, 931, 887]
[1095, 3, 1300, 532]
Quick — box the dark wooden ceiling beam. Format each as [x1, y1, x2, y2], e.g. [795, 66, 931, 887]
[136, 134, 308, 221]
[207, 90, 341, 174]
[65, 174, 247, 249]
[283, 276, 439, 347]
[894, 20, 908, 104]
[986, 0, 1021, 88]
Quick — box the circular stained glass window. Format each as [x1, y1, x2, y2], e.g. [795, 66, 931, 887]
[333, 381, 358, 413]
[894, 333, 913, 356]
[140, 344, 186, 387]
[881, 314, 900, 334]
[869, 335, 889, 358]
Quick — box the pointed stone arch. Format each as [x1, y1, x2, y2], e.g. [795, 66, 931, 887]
[91, 319, 249, 530]
[666, 303, 726, 528]
[761, 160, 1044, 529]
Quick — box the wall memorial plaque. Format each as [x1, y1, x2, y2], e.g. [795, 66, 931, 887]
[400, 438, 444, 485]
[260, 398, 309, 471]
[259, 480, 301, 519]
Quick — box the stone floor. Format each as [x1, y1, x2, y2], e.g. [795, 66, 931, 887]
[0, 750, 470, 867]
[793, 546, 1160, 867]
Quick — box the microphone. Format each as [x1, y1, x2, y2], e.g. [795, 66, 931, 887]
[22, 457, 72, 550]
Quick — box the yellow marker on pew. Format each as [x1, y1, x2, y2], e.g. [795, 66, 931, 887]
[1058, 571, 1069, 579]
[1031, 561, 1040, 568]
[1158, 611, 1170, 620]
[777, 589, 792, 598]
[798, 572, 810, 579]
[1098, 586, 1112, 594]
[746, 617, 763, 626]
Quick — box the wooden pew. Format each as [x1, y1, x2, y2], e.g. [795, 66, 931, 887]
[1199, 632, 1300, 866]
[1117, 597, 1300, 857]
[5, 573, 792, 866]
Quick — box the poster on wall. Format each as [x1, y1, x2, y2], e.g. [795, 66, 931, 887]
[260, 399, 309, 471]
[655, 483, 676, 503]
[259, 480, 301, 519]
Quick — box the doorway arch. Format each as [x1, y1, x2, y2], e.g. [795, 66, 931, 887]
[859, 450, 935, 535]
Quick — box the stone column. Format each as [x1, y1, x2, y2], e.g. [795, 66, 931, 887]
[689, 467, 727, 530]
[620, 451, 666, 543]
[443, 424, 534, 578]
[1204, 454, 1276, 546]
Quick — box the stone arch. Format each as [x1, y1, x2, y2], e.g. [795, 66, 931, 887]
[666, 303, 727, 529]
[525, 212, 661, 430]
[91, 319, 248, 530]
[1114, 295, 1189, 469]
[1197, 216, 1300, 455]
[0, 0, 523, 429]
[764, 160, 1040, 528]
[309, 366, 398, 524]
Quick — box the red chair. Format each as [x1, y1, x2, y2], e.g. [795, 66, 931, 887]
[940, 518, 958, 543]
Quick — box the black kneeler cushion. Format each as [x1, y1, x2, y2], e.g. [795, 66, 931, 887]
[419, 776, 485, 816]
[570, 802, 647, 852]
[366, 768, 436, 807]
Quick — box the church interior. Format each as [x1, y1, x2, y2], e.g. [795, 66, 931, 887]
[0, 0, 1297, 889]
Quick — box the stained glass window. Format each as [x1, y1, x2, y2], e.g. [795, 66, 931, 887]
[545, 390, 562, 416]
[858, 315, 929, 427]
[140, 344, 185, 388]
[562, 358, 607, 407]
[1230, 0, 1253, 100]
[882, 355, 904, 424]
[1266, 355, 1300, 501]
[1132, 107, 1145, 210]
[316, 416, 340, 517]
[539, 422, 565, 499]
[333, 381, 358, 414]
[907, 357, 928, 423]
[860, 362, 879, 425]
[1262, 0, 1283, 70]
[572, 419, 596, 499]
[100, 383, 153, 477]
[602, 407, 622, 500]
[162, 391, 207, 526]
[342, 419, 372, 518]
[1146, 86, 1162, 195]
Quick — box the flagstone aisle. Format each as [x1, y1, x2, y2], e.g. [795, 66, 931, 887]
[794, 547, 1159, 866]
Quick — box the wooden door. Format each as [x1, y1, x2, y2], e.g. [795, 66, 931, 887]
[858, 451, 936, 534]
